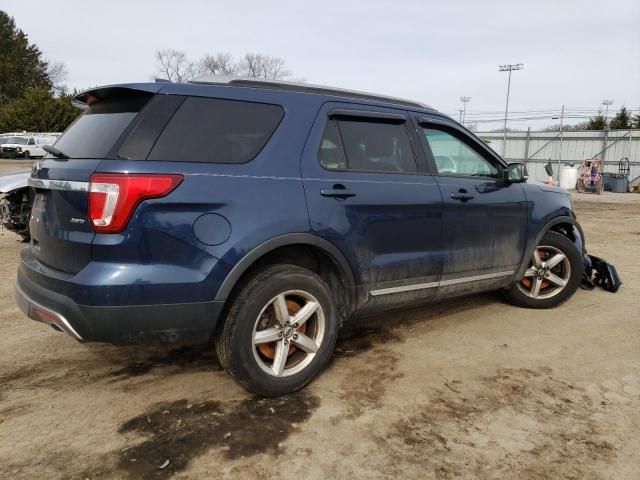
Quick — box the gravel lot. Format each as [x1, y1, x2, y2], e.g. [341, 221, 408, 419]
[1, 160, 639, 479]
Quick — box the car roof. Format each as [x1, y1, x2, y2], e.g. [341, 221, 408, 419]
[188, 75, 434, 110]
[73, 77, 438, 113]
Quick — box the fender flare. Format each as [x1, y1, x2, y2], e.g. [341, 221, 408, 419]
[515, 215, 586, 279]
[214, 233, 357, 302]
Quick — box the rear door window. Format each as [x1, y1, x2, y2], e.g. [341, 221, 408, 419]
[52, 91, 152, 158]
[319, 118, 417, 174]
[148, 97, 285, 163]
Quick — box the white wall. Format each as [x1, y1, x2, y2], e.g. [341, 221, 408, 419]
[476, 129, 640, 183]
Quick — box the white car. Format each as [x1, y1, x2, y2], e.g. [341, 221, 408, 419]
[0, 135, 58, 159]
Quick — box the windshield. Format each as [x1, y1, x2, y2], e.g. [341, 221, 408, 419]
[52, 90, 152, 158]
[4, 137, 28, 145]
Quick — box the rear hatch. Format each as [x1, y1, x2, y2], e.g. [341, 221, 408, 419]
[29, 86, 160, 274]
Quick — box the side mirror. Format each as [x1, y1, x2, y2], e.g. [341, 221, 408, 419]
[506, 162, 528, 183]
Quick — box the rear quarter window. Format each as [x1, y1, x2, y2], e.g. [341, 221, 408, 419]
[147, 97, 285, 164]
[52, 91, 152, 159]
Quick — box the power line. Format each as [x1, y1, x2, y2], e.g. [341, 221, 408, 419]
[442, 107, 640, 123]
[446, 108, 640, 116]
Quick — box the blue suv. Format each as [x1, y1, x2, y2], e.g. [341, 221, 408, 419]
[15, 77, 588, 396]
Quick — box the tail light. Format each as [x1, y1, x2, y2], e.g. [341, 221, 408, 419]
[88, 173, 183, 233]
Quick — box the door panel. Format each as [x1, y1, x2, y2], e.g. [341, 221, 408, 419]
[414, 116, 527, 297]
[436, 177, 526, 274]
[301, 102, 443, 313]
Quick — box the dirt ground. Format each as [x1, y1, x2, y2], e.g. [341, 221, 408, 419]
[1, 160, 639, 479]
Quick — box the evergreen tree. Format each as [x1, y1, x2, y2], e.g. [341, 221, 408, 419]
[0, 87, 79, 132]
[609, 106, 631, 129]
[0, 10, 51, 104]
[585, 112, 607, 130]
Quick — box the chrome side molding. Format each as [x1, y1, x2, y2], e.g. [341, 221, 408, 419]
[370, 270, 514, 296]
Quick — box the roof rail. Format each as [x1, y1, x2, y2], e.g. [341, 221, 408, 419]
[188, 75, 433, 110]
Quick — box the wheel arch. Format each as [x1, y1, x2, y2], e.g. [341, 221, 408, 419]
[215, 233, 357, 317]
[516, 215, 586, 279]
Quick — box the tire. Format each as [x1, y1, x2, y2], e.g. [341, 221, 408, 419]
[215, 264, 339, 396]
[23, 151, 30, 159]
[576, 179, 585, 193]
[503, 231, 584, 309]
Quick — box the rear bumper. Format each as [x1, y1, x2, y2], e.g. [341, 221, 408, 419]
[15, 281, 84, 340]
[16, 261, 226, 344]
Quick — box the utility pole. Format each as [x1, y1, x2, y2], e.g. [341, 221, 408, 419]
[459, 96, 471, 126]
[558, 105, 565, 181]
[602, 99, 614, 125]
[552, 105, 565, 181]
[499, 63, 524, 157]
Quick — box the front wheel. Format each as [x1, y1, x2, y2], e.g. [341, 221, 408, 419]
[503, 231, 584, 309]
[215, 264, 339, 396]
[23, 151, 30, 159]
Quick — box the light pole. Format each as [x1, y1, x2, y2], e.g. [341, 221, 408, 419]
[459, 96, 471, 126]
[498, 63, 524, 156]
[602, 99, 614, 125]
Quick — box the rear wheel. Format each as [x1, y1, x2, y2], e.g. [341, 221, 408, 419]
[503, 231, 583, 309]
[215, 264, 339, 396]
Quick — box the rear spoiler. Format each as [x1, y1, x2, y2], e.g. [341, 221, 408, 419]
[72, 84, 165, 109]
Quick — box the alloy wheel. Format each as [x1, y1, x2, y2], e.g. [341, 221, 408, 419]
[517, 245, 571, 300]
[251, 290, 325, 377]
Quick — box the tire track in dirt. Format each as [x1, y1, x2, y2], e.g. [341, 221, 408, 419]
[331, 327, 404, 421]
[375, 367, 623, 479]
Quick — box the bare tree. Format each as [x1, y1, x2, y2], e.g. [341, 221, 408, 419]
[198, 53, 237, 76]
[236, 53, 292, 80]
[153, 50, 294, 82]
[155, 49, 196, 82]
[46, 60, 68, 95]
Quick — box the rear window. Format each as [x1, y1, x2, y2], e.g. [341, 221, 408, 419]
[52, 91, 152, 159]
[147, 97, 284, 163]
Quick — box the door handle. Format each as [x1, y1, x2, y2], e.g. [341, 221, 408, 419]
[320, 184, 356, 199]
[450, 193, 475, 202]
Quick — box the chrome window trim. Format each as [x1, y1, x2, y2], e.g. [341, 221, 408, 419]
[28, 178, 89, 192]
[370, 270, 514, 296]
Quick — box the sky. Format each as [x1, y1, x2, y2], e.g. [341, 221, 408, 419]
[3, 0, 639, 129]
